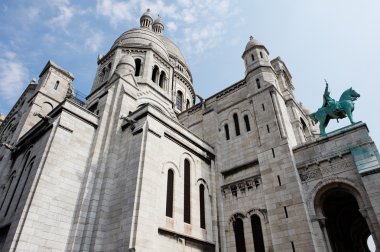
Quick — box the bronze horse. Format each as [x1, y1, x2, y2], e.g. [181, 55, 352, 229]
[310, 87, 360, 136]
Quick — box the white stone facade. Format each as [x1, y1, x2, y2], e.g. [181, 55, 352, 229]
[0, 10, 379, 252]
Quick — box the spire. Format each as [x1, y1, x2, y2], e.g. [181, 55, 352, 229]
[140, 8, 153, 29]
[152, 14, 164, 34]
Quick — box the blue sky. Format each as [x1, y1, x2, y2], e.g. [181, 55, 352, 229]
[1, 0, 380, 147]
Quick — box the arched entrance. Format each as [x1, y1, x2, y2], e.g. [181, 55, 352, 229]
[320, 188, 371, 252]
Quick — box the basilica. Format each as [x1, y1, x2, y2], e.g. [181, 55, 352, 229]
[0, 9, 379, 252]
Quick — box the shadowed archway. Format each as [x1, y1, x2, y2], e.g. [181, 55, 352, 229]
[322, 189, 371, 252]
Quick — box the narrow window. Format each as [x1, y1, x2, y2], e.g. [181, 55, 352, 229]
[54, 80, 60, 90]
[256, 78, 261, 89]
[284, 206, 288, 218]
[152, 65, 159, 83]
[0, 176, 14, 211]
[233, 113, 240, 136]
[224, 124, 230, 140]
[272, 148, 275, 158]
[251, 54, 255, 61]
[135, 59, 141, 76]
[3, 152, 30, 216]
[277, 175, 282, 186]
[166, 170, 174, 217]
[260, 51, 263, 58]
[184, 159, 191, 224]
[176, 91, 183, 111]
[14, 160, 34, 211]
[251, 215, 265, 252]
[291, 241, 295, 252]
[262, 104, 265, 111]
[233, 218, 247, 252]
[159, 71, 166, 88]
[300, 118, 308, 134]
[243, 115, 251, 132]
[199, 184, 205, 229]
[186, 99, 190, 110]
[266, 124, 270, 133]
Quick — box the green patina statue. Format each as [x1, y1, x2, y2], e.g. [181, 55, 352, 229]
[310, 80, 360, 136]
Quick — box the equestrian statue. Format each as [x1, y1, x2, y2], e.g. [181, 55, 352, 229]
[310, 80, 360, 136]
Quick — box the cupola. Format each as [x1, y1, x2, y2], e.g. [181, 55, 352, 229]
[242, 35, 271, 75]
[140, 9, 153, 29]
[152, 15, 164, 34]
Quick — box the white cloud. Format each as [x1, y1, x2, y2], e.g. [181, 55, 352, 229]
[0, 52, 28, 103]
[167, 21, 178, 32]
[42, 34, 56, 45]
[96, 0, 135, 27]
[48, 3, 74, 29]
[183, 22, 225, 54]
[85, 30, 105, 52]
[168, 0, 238, 55]
[25, 7, 40, 21]
[137, 0, 178, 18]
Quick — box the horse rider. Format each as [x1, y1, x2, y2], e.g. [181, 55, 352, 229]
[322, 82, 340, 110]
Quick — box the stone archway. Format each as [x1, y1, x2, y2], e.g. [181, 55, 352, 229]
[318, 187, 371, 252]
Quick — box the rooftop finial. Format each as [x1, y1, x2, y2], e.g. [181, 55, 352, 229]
[249, 36, 253, 40]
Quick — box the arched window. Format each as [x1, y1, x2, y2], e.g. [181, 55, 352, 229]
[166, 170, 174, 217]
[184, 159, 190, 223]
[256, 78, 261, 89]
[199, 184, 205, 229]
[14, 159, 35, 212]
[152, 65, 159, 83]
[186, 99, 190, 110]
[224, 124, 230, 140]
[251, 54, 255, 61]
[99, 68, 106, 82]
[54, 80, 60, 90]
[105, 62, 112, 80]
[300, 118, 308, 133]
[233, 113, 240, 136]
[176, 91, 183, 111]
[233, 218, 246, 252]
[159, 71, 166, 88]
[251, 214, 265, 252]
[0, 175, 15, 211]
[244, 115, 251, 132]
[4, 152, 31, 216]
[135, 59, 141, 76]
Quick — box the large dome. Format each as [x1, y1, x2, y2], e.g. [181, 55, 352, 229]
[111, 28, 170, 61]
[159, 35, 187, 64]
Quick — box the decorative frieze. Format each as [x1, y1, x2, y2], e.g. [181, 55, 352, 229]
[222, 175, 261, 197]
[298, 154, 354, 182]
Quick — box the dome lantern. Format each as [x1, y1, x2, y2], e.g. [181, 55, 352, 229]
[152, 15, 164, 34]
[140, 9, 153, 29]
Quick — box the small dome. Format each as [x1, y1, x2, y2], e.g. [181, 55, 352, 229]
[153, 15, 163, 25]
[140, 9, 153, 28]
[115, 53, 135, 76]
[118, 54, 135, 68]
[153, 15, 164, 34]
[300, 102, 311, 115]
[243, 35, 269, 56]
[245, 36, 263, 51]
